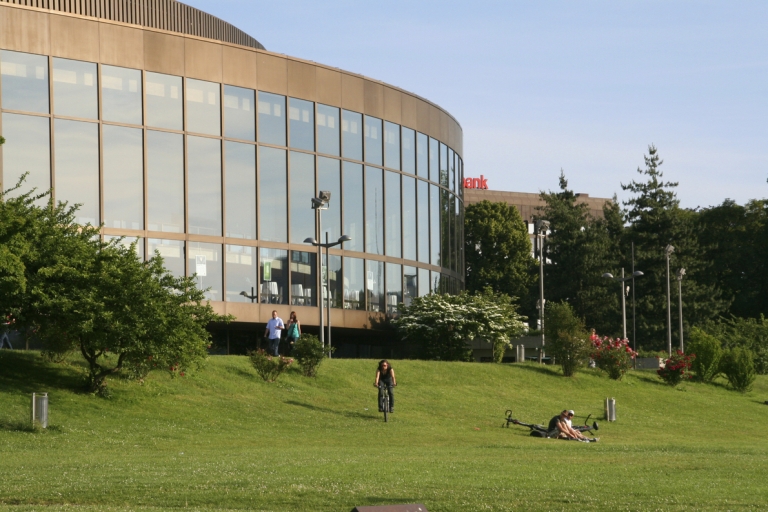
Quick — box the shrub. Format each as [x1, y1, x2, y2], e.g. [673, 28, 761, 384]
[545, 302, 590, 377]
[720, 347, 756, 392]
[657, 350, 695, 386]
[686, 327, 722, 382]
[249, 349, 293, 382]
[590, 334, 637, 380]
[492, 338, 510, 363]
[292, 334, 333, 377]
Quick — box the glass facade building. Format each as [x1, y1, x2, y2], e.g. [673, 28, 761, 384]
[0, 0, 464, 329]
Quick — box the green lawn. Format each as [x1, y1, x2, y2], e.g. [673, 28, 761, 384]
[1, 351, 767, 511]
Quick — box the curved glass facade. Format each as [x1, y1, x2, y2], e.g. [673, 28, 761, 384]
[0, 49, 464, 314]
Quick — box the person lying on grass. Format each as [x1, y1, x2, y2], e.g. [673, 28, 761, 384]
[549, 410, 599, 442]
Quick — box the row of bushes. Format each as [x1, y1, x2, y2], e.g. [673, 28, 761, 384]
[249, 334, 329, 382]
[683, 328, 757, 392]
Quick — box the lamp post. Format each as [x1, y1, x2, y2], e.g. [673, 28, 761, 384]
[534, 219, 549, 363]
[676, 268, 686, 352]
[304, 192, 331, 349]
[665, 245, 675, 357]
[239, 287, 257, 303]
[602, 268, 644, 341]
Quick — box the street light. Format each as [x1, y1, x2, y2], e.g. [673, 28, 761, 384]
[602, 269, 644, 341]
[534, 219, 549, 363]
[665, 244, 675, 357]
[239, 288, 257, 303]
[304, 191, 331, 350]
[676, 268, 686, 353]
[304, 233, 351, 357]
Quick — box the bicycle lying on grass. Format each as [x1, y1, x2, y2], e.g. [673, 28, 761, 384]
[503, 410, 599, 438]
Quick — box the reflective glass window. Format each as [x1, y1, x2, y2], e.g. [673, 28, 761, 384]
[188, 242, 222, 301]
[290, 250, 317, 307]
[257, 92, 285, 146]
[146, 72, 183, 130]
[148, 238, 185, 278]
[430, 271, 441, 294]
[417, 179, 429, 264]
[289, 151, 315, 244]
[402, 127, 415, 175]
[101, 65, 142, 125]
[186, 79, 220, 135]
[364, 116, 382, 166]
[418, 268, 430, 297]
[439, 143, 449, 187]
[385, 263, 402, 314]
[289, 98, 314, 151]
[258, 147, 287, 242]
[1, 113, 50, 200]
[54, 119, 98, 225]
[52, 58, 97, 119]
[416, 132, 428, 179]
[103, 125, 143, 229]
[428, 137, 438, 182]
[225, 141, 256, 239]
[226, 244, 257, 302]
[343, 257, 365, 310]
[224, 85, 255, 141]
[105, 235, 144, 261]
[0, 50, 49, 113]
[449, 148, 455, 192]
[147, 130, 184, 233]
[324, 253, 343, 309]
[316, 104, 339, 156]
[365, 166, 384, 255]
[366, 260, 385, 312]
[430, 184, 440, 266]
[441, 189, 450, 269]
[188, 136, 222, 236]
[384, 121, 400, 170]
[448, 193, 456, 271]
[318, 157, 341, 242]
[458, 158, 464, 200]
[342, 161, 364, 252]
[404, 265, 417, 306]
[341, 110, 362, 161]
[260, 247, 287, 304]
[402, 176, 416, 261]
[384, 171, 401, 258]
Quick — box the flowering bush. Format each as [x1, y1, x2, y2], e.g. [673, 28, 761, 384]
[590, 334, 637, 380]
[249, 349, 293, 382]
[657, 350, 695, 386]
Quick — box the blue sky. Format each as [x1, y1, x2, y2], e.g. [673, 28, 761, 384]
[187, 0, 767, 209]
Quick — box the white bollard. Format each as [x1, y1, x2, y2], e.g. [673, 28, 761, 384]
[604, 397, 616, 422]
[31, 392, 48, 428]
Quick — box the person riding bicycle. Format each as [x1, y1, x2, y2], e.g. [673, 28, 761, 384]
[373, 359, 396, 413]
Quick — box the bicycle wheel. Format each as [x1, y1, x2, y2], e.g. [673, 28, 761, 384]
[383, 392, 389, 422]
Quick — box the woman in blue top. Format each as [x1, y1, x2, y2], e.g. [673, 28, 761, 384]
[286, 311, 301, 354]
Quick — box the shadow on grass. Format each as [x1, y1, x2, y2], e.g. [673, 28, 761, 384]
[0, 350, 86, 396]
[0, 417, 63, 433]
[630, 372, 668, 387]
[512, 364, 563, 378]
[284, 399, 377, 420]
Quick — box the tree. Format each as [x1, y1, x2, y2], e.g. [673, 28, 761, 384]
[465, 200, 535, 303]
[544, 301, 590, 377]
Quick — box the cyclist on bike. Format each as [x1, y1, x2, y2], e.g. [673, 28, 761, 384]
[374, 359, 396, 413]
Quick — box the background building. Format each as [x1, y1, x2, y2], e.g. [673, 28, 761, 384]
[0, 0, 464, 356]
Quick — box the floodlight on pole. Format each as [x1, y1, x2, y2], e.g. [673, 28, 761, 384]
[534, 219, 549, 363]
[602, 269, 644, 341]
[665, 244, 675, 357]
[676, 267, 686, 352]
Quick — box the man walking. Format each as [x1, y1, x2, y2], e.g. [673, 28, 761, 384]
[264, 310, 284, 356]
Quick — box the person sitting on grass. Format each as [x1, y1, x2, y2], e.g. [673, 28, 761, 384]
[549, 410, 599, 442]
[373, 359, 396, 413]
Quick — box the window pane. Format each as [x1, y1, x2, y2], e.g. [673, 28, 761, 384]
[449, 148, 456, 193]
[226, 244, 257, 302]
[0, 50, 49, 113]
[449, 193, 456, 271]
[324, 253, 343, 309]
[402, 176, 416, 261]
[147, 130, 184, 233]
[365, 166, 383, 255]
[385, 263, 402, 315]
[225, 141, 256, 239]
[224, 85, 255, 141]
[364, 116, 382, 166]
[188, 242, 222, 301]
[341, 110, 362, 161]
[289, 97, 314, 151]
[431, 271, 441, 294]
[186, 79, 220, 136]
[259, 147, 287, 242]
[343, 256, 364, 310]
[316, 104, 339, 156]
[54, 119, 99, 225]
[416, 132, 428, 179]
[430, 184, 440, 266]
[101, 65, 142, 125]
[385, 171, 401, 257]
[257, 92, 286, 146]
[342, 161, 364, 252]
[428, 137, 438, 183]
[260, 247, 287, 304]
[52, 58, 97, 120]
[148, 238, 185, 278]
[318, 157, 340, 242]
[384, 121, 400, 170]
[290, 250, 317, 307]
[188, 136, 222, 236]
[439, 143, 449, 187]
[404, 266, 417, 305]
[402, 127, 415, 175]
[1, 113, 50, 200]
[103, 125, 143, 229]
[366, 260, 384, 312]
[441, 189, 450, 269]
[417, 179, 429, 263]
[146, 72, 183, 130]
[289, 151, 315, 244]
[418, 268, 430, 297]
[105, 235, 144, 261]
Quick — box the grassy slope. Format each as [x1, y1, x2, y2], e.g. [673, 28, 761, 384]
[0, 351, 767, 511]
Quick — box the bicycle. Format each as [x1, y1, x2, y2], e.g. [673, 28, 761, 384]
[377, 382, 393, 422]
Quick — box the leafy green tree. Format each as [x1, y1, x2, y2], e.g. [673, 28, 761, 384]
[465, 200, 535, 302]
[544, 301, 590, 377]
